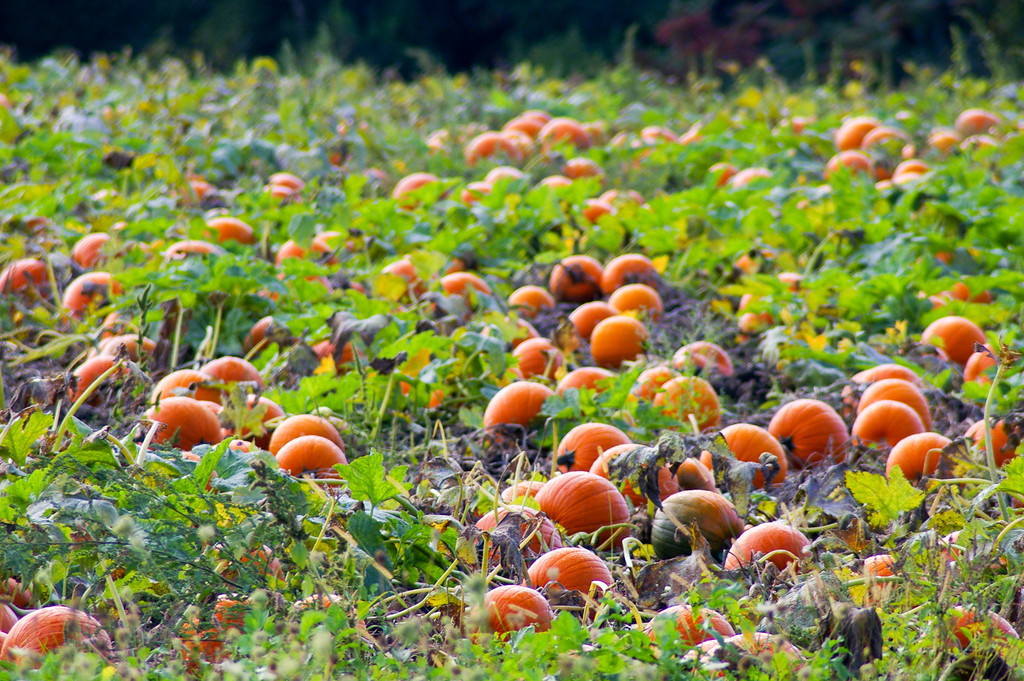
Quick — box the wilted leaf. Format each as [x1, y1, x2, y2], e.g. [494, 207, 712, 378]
[608, 431, 695, 509]
[329, 311, 392, 350]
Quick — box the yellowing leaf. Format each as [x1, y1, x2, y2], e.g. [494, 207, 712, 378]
[314, 354, 336, 376]
[401, 347, 432, 377]
[651, 255, 669, 274]
[843, 82, 865, 99]
[374, 273, 408, 302]
[737, 87, 762, 109]
[846, 467, 925, 528]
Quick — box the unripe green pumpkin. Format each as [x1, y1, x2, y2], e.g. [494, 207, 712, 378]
[651, 490, 744, 559]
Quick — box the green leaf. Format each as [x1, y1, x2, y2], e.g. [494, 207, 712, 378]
[336, 452, 407, 507]
[998, 456, 1024, 496]
[0, 410, 54, 466]
[846, 468, 925, 528]
[0, 106, 21, 144]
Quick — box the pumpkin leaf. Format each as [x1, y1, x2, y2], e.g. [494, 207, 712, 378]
[0, 409, 54, 466]
[608, 431, 694, 509]
[335, 452, 407, 507]
[700, 432, 779, 517]
[458, 512, 528, 583]
[845, 468, 925, 528]
[997, 456, 1024, 496]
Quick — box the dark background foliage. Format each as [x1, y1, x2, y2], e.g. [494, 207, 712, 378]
[1, 0, 1023, 78]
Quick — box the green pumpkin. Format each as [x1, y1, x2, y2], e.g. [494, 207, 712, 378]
[651, 490, 744, 559]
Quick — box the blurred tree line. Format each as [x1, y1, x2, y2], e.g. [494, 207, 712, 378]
[1, 0, 1022, 79]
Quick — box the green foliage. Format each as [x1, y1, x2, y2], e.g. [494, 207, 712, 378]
[846, 468, 926, 529]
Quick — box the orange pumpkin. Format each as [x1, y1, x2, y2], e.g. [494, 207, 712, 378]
[631, 365, 680, 402]
[151, 369, 222, 404]
[589, 443, 680, 506]
[672, 341, 734, 377]
[484, 585, 553, 634]
[851, 400, 925, 447]
[267, 414, 344, 456]
[0, 258, 48, 296]
[500, 480, 546, 504]
[724, 521, 810, 571]
[885, 432, 951, 480]
[767, 399, 849, 468]
[62, 272, 121, 317]
[508, 286, 555, 318]
[556, 423, 632, 473]
[474, 508, 562, 554]
[653, 376, 721, 432]
[963, 349, 997, 385]
[946, 607, 1018, 650]
[512, 337, 563, 380]
[590, 316, 648, 369]
[535, 472, 630, 548]
[856, 378, 931, 429]
[568, 301, 618, 340]
[608, 284, 663, 320]
[964, 420, 1016, 467]
[549, 256, 604, 303]
[146, 396, 224, 450]
[0, 606, 105, 664]
[676, 458, 718, 492]
[920, 315, 986, 366]
[69, 355, 121, 403]
[200, 356, 264, 389]
[72, 233, 111, 268]
[601, 254, 657, 295]
[275, 435, 348, 478]
[701, 423, 787, 487]
[527, 546, 612, 592]
[645, 604, 735, 645]
[555, 367, 614, 395]
[850, 363, 924, 388]
[483, 381, 554, 430]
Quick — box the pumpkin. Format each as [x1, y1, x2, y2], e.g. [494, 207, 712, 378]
[94, 334, 156, 361]
[653, 376, 721, 432]
[589, 443, 680, 506]
[535, 472, 630, 548]
[965, 420, 1016, 467]
[0, 578, 32, 609]
[701, 423, 787, 488]
[381, 257, 426, 297]
[556, 367, 614, 395]
[146, 396, 224, 450]
[482, 381, 554, 430]
[475, 508, 562, 554]
[856, 378, 931, 429]
[824, 150, 873, 179]
[1, 606, 106, 664]
[963, 349, 997, 385]
[549, 255, 604, 303]
[920, 315, 986, 366]
[69, 355, 120, 403]
[650, 490, 744, 558]
[955, 108, 1001, 137]
[631, 365, 680, 401]
[0, 604, 16, 634]
[675, 458, 718, 492]
[267, 414, 345, 456]
[507, 285, 555, 318]
[672, 341, 734, 377]
[863, 553, 897, 604]
[851, 400, 925, 448]
[62, 272, 120, 317]
[484, 585, 553, 634]
[608, 284, 663, 320]
[205, 216, 255, 245]
[568, 301, 618, 340]
[235, 395, 285, 449]
[555, 423, 632, 473]
[695, 632, 803, 659]
[590, 316, 648, 368]
[723, 521, 810, 571]
[392, 172, 440, 202]
[850, 363, 924, 388]
[151, 369, 222, 405]
[501, 480, 546, 504]
[200, 356, 264, 389]
[275, 435, 348, 478]
[441, 271, 492, 297]
[767, 399, 849, 468]
[512, 337, 563, 380]
[601, 253, 657, 294]
[0, 258, 47, 296]
[947, 607, 1018, 650]
[645, 604, 735, 645]
[885, 432, 951, 480]
[527, 547, 612, 592]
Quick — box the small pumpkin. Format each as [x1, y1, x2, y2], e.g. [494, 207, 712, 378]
[590, 316, 648, 369]
[146, 396, 224, 451]
[645, 604, 735, 645]
[608, 284, 663, 320]
[965, 420, 1016, 467]
[651, 490, 744, 558]
[484, 585, 553, 634]
[946, 606, 1018, 650]
[856, 378, 931, 429]
[483, 381, 554, 430]
[556, 367, 614, 395]
[652, 376, 721, 432]
[549, 256, 604, 303]
[535, 472, 630, 548]
[501, 480, 546, 504]
[601, 253, 657, 294]
[151, 369, 222, 405]
[267, 414, 345, 456]
[275, 435, 348, 478]
[475, 508, 562, 555]
[556, 422, 632, 473]
[850, 363, 924, 388]
[701, 423, 786, 488]
[200, 356, 265, 389]
[767, 399, 849, 468]
[631, 365, 680, 401]
[527, 546, 612, 592]
[507, 286, 555, 318]
[675, 458, 717, 492]
[851, 400, 925, 448]
[885, 432, 951, 480]
[568, 301, 617, 340]
[0, 604, 16, 634]
[724, 521, 810, 571]
[512, 337, 563, 380]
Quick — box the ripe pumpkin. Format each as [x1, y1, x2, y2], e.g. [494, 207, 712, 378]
[947, 607, 1018, 650]
[672, 341, 734, 377]
[850, 363, 924, 388]
[527, 546, 612, 592]
[500, 480, 546, 504]
[0, 606, 105, 664]
[0, 604, 16, 634]
[631, 365, 680, 402]
[676, 458, 718, 492]
[535, 472, 630, 548]
[556, 367, 614, 395]
[275, 435, 348, 478]
[965, 420, 1016, 467]
[768, 399, 849, 468]
[863, 553, 896, 604]
[0, 578, 32, 609]
[72, 233, 111, 268]
[441, 271, 492, 297]
[856, 378, 931, 429]
[484, 585, 553, 635]
[233, 395, 285, 449]
[146, 396, 224, 450]
[885, 432, 951, 480]
[695, 631, 803, 659]
[549, 255, 604, 303]
[0, 258, 48, 296]
[164, 239, 224, 260]
[701, 423, 787, 488]
[62, 272, 121, 317]
[538, 117, 591, 150]
[650, 490, 744, 558]
[645, 604, 735, 645]
[920, 315, 986, 366]
[608, 284, 663, 320]
[963, 349, 996, 385]
[508, 286, 555, 318]
[483, 381, 554, 430]
[589, 443, 680, 507]
[590, 316, 648, 369]
[205, 216, 255, 245]
[200, 356, 264, 389]
[569, 301, 618, 340]
[955, 109, 1001, 137]
[824, 150, 873, 179]
[601, 254, 657, 295]
[392, 172, 440, 202]
[851, 400, 925, 448]
[653, 376, 721, 432]
[381, 257, 426, 298]
[151, 369, 221, 404]
[835, 116, 879, 150]
[724, 521, 810, 571]
[267, 414, 345, 456]
[69, 355, 120, 403]
[475, 508, 562, 555]
[556, 423, 632, 473]
[512, 337, 563, 380]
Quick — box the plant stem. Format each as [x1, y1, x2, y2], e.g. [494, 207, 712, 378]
[370, 372, 397, 442]
[53, 359, 125, 448]
[982, 362, 1010, 522]
[169, 299, 185, 370]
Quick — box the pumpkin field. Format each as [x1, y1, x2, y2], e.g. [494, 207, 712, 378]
[4, 51, 1024, 680]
